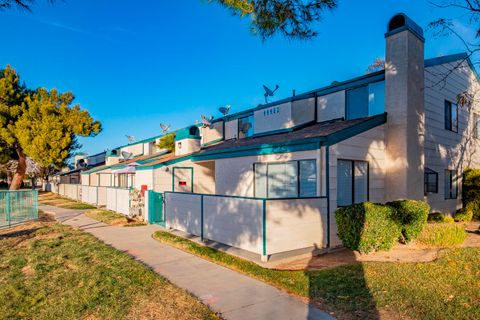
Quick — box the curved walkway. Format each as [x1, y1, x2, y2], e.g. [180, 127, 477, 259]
[40, 205, 334, 320]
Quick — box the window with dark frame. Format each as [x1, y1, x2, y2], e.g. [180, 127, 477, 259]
[445, 100, 458, 132]
[238, 115, 254, 139]
[337, 159, 369, 206]
[444, 169, 458, 199]
[254, 160, 317, 198]
[424, 167, 438, 195]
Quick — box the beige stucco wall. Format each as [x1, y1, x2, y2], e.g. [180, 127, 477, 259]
[424, 59, 480, 214]
[214, 150, 321, 197]
[328, 125, 387, 246]
[291, 98, 315, 126]
[201, 122, 224, 145]
[135, 169, 154, 190]
[254, 102, 292, 135]
[266, 198, 328, 255]
[175, 138, 201, 156]
[225, 119, 238, 140]
[120, 143, 144, 157]
[317, 90, 345, 122]
[152, 159, 215, 194]
[98, 173, 112, 186]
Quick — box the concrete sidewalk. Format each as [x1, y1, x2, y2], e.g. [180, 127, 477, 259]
[40, 205, 334, 320]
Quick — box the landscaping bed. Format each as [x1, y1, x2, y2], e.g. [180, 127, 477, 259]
[38, 192, 96, 210]
[85, 209, 146, 227]
[153, 230, 480, 320]
[0, 218, 218, 320]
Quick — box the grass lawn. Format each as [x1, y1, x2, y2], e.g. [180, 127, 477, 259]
[39, 192, 96, 210]
[153, 230, 480, 320]
[85, 209, 146, 227]
[0, 219, 218, 320]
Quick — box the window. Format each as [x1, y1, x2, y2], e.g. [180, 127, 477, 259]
[445, 100, 458, 132]
[346, 81, 385, 120]
[337, 160, 369, 206]
[238, 115, 254, 138]
[444, 170, 458, 199]
[424, 168, 438, 194]
[254, 160, 317, 198]
[474, 113, 480, 139]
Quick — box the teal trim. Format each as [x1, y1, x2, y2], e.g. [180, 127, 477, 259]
[193, 140, 321, 162]
[325, 113, 387, 146]
[200, 196, 204, 241]
[136, 154, 194, 170]
[175, 126, 200, 141]
[202, 137, 224, 147]
[262, 200, 266, 257]
[163, 190, 326, 201]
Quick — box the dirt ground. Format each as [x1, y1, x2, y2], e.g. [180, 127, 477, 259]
[273, 221, 480, 271]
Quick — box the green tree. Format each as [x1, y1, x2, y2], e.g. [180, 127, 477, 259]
[157, 133, 176, 153]
[0, 66, 101, 190]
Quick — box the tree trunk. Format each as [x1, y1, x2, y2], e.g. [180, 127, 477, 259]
[9, 148, 26, 190]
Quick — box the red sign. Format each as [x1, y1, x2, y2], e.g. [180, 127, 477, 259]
[141, 185, 148, 196]
[179, 181, 187, 186]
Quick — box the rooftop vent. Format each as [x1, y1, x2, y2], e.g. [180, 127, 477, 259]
[388, 14, 406, 32]
[386, 13, 424, 40]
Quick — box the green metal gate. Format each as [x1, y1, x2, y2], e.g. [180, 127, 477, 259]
[148, 191, 164, 226]
[0, 190, 38, 228]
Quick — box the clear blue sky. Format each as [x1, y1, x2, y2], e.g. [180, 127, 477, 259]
[0, 0, 475, 155]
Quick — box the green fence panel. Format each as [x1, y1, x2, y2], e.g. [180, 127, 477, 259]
[0, 190, 39, 228]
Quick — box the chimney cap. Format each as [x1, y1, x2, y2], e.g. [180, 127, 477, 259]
[385, 13, 424, 42]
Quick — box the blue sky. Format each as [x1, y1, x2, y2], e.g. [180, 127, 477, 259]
[0, 0, 476, 155]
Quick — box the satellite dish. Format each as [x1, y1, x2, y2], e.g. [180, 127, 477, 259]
[263, 84, 279, 104]
[125, 135, 136, 143]
[201, 115, 214, 128]
[160, 123, 171, 134]
[121, 151, 134, 160]
[77, 159, 87, 168]
[240, 122, 252, 134]
[218, 105, 231, 117]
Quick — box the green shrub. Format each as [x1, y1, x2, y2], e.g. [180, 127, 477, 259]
[388, 200, 430, 243]
[335, 202, 401, 254]
[428, 212, 446, 222]
[463, 168, 480, 220]
[417, 223, 467, 246]
[455, 205, 474, 222]
[443, 216, 455, 224]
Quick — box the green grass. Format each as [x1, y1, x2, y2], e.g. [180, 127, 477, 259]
[85, 209, 146, 227]
[417, 223, 467, 247]
[153, 230, 480, 320]
[38, 192, 96, 210]
[0, 221, 218, 320]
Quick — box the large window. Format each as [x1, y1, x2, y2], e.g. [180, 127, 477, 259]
[254, 160, 317, 198]
[445, 170, 458, 199]
[238, 115, 254, 138]
[424, 168, 438, 194]
[337, 160, 369, 206]
[346, 81, 385, 120]
[445, 100, 458, 132]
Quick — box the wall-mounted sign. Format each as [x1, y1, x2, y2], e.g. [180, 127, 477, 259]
[179, 181, 187, 186]
[263, 107, 280, 116]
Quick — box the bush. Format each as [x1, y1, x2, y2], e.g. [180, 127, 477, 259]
[428, 212, 447, 222]
[417, 223, 467, 247]
[335, 202, 401, 254]
[443, 216, 455, 224]
[388, 200, 430, 243]
[463, 168, 480, 220]
[455, 205, 474, 222]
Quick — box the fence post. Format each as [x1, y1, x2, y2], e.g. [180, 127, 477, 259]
[200, 195, 204, 242]
[6, 192, 11, 227]
[261, 199, 267, 262]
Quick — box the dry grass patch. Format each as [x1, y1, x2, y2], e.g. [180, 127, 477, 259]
[0, 221, 218, 320]
[417, 222, 467, 247]
[39, 192, 96, 210]
[85, 209, 146, 227]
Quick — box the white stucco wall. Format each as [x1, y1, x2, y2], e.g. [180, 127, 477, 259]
[134, 169, 154, 190]
[225, 119, 238, 140]
[254, 102, 293, 135]
[291, 98, 315, 126]
[201, 122, 224, 145]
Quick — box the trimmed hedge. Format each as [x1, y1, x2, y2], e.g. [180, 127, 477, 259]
[388, 200, 430, 243]
[463, 168, 480, 220]
[335, 202, 401, 254]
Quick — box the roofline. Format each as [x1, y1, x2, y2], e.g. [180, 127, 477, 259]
[136, 154, 194, 170]
[425, 52, 480, 82]
[192, 113, 387, 161]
